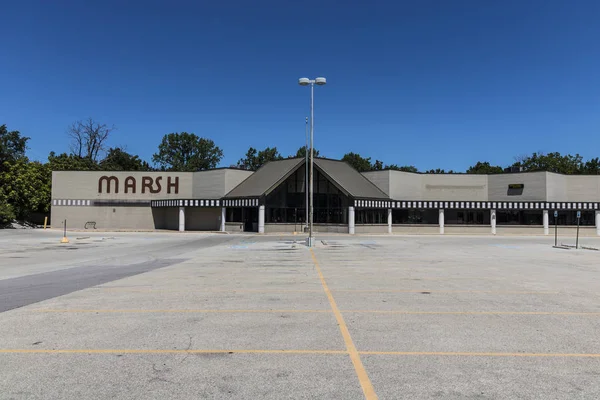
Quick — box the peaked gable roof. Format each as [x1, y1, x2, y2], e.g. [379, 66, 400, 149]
[224, 158, 303, 198]
[224, 157, 389, 200]
[314, 158, 389, 199]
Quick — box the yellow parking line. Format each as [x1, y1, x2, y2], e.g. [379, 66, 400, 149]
[0, 349, 346, 355]
[344, 310, 600, 316]
[31, 309, 330, 314]
[360, 351, 600, 358]
[310, 249, 378, 400]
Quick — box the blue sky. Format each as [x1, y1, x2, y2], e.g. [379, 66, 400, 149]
[2, 0, 599, 171]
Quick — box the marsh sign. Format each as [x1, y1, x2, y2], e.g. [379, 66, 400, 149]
[98, 176, 179, 194]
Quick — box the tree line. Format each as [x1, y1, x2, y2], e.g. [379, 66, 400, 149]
[1, 118, 600, 225]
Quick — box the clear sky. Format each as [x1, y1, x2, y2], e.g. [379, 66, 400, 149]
[2, 0, 599, 171]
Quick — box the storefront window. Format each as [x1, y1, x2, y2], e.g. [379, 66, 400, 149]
[497, 210, 543, 225]
[551, 210, 595, 226]
[226, 207, 242, 222]
[392, 209, 438, 224]
[445, 210, 490, 225]
[356, 209, 388, 224]
[265, 167, 349, 224]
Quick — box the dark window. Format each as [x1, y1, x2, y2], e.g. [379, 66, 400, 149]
[551, 211, 595, 226]
[265, 207, 306, 223]
[392, 209, 439, 224]
[497, 210, 543, 225]
[445, 210, 490, 225]
[226, 207, 242, 222]
[265, 167, 349, 224]
[356, 209, 388, 224]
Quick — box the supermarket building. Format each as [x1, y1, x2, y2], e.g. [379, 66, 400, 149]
[51, 157, 600, 236]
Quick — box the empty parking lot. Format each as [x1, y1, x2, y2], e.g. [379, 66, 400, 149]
[1, 230, 599, 399]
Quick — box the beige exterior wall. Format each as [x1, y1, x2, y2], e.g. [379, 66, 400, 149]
[225, 170, 255, 194]
[51, 170, 245, 231]
[361, 171, 390, 196]
[391, 171, 423, 199]
[421, 174, 488, 201]
[363, 170, 600, 204]
[487, 172, 547, 201]
[564, 175, 600, 202]
[191, 169, 253, 199]
[365, 171, 488, 201]
[151, 208, 179, 230]
[52, 171, 194, 201]
[545, 173, 567, 202]
[51, 205, 156, 230]
[185, 208, 221, 231]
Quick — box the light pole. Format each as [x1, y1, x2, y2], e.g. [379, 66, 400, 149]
[305, 116, 309, 232]
[298, 77, 326, 247]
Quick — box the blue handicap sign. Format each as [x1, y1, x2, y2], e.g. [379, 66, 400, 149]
[577, 211, 581, 218]
[554, 211, 558, 218]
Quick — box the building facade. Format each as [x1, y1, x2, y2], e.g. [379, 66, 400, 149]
[51, 158, 600, 236]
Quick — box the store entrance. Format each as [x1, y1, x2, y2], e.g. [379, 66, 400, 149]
[243, 207, 258, 232]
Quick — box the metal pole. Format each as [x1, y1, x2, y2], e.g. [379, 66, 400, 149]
[309, 83, 314, 246]
[305, 116, 309, 231]
[554, 212, 557, 247]
[576, 213, 580, 249]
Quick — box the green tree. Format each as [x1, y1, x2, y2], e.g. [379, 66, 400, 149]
[293, 146, 321, 158]
[100, 147, 152, 171]
[386, 164, 419, 173]
[341, 152, 373, 172]
[466, 161, 504, 174]
[425, 168, 455, 174]
[0, 159, 51, 220]
[372, 160, 384, 170]
[47, 152, 99, 171]
[514, 152, 583, 174]
[581, 157, 600, 175]
[152, 132, 223, 171]
[237, 147, 284, 171]
[0, 124, 29, 168]
[0, 198, 15, 224]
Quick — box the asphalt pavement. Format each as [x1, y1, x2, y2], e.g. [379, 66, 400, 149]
[1, 231, 599, 399]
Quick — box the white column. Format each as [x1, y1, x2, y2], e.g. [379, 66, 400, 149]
[348, 206, 355, 234]
[220, 207, 226, 232]
[258, 205, 265, 234]
[596, 210, 600, 236]
[387, 208, 392, 234]
[178, 206, 185, 232]
[543, 209, 549, 235]
[491, 209, 496, 235]
[439, 208, 445, 234]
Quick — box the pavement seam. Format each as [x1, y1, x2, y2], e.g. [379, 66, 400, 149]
[28, 309, 600, 316]
[0, 349, 347, 355]
[359, 351, 600, 357]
